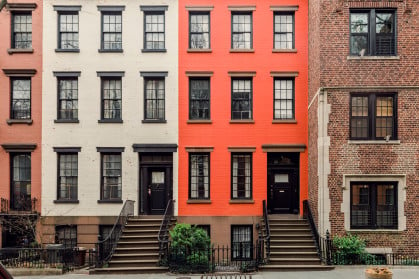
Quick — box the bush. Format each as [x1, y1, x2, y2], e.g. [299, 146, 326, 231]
[332, 233, 368, 264]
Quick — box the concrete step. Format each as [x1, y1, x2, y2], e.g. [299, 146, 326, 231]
[259, 265, 334, 271]
[111, 253, 159, 261]
[270, 251, 319, 258]
[114, 246, 159, 253]
[270, 239, 316, 246]
[108, 259, 160, 268]
[122, 229, 160, 234]
[270, 234, 314, 240]
[91, 266, 168, 274]
[269, 257, 322, 265]
[119, 235, 157, 241]
[270, 245, 317, 252]
[117, 241, 159, 248]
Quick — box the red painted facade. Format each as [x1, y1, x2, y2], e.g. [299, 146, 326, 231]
[178, 0, 308, 217]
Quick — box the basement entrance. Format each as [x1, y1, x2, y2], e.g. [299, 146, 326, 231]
[267, 153, 299, 214]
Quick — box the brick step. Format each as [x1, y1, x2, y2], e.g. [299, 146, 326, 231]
[270, 251, 319, 258]
[268, 257, 321, 265]
[270, 246, 317, 252]
[108, 259, 160, 268]
[111, 253, 159, 261]
[90, 266, 168, 274]
[259, 265, 334, 271]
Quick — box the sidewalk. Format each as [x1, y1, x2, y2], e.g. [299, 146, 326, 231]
[14, 267, 419, 279]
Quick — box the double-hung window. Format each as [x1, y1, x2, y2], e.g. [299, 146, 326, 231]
[56, 225, 77, 248]
[231, 225, 252, 260]
[54, 72, 80, 122]
[274, 78, 294, 120]
[231, 78, 252, 120]
[274, 12, 294, 49]
[54, 6, 81, 51]
[11, 78, 31, 120]
[100, 152, 122, 201]
[98, 6, 124, 51]
[141, 72, 167, 122]
[11, 153, 31, 211]
[350, 9, 396, 56]
[12, 13, 32, 49]
[189, 153, 210, 200]
[350, 93, 397, 140]
[57, 153, 78, 201]
[97, 72, 124, 123]
[189, 78, 210, 120]
[231, 12, 252, 50]
[351, 182, 397, 229]
[231, 153, 252, 200]
[141, 6, 167, 52]
[189, 12, 210, 49]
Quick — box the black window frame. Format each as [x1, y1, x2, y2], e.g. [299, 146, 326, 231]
[10, 78, 31, 120]
[273, 12, 295, 50]
[57, 11, 79, 50]
[100, 152, 122, 201]
[349, 9, 396, 56]
[100, 11, 123, 51]
[350, 93, 397, 140]
[100, 77, 122, 122]
[189, 153, 210, 200]
[273, 78, 295, 120]
[57, 153, 78, 201]
[143, 11, 166, 51]
[231, 153, 252, 200]
[11, 12, 32, 49]
[57, 77, 78, 121]
[350, 181, 398, 229]
[189, 77, 210, 120]
[231, 225, 253, 260]
[55, 225, 77, 248]
[143, 77, 166, 122]
[10, 153, 31, 211]
[231, 78, 253, 120]
[189, 11, 210, 49]
[231, 12, 253, 50]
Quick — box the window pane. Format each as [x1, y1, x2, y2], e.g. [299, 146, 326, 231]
[351, 184, 371, 227]
[351, 13, 368, 33]
[231, 154, 252, 199]
[189, 153, 210, 199]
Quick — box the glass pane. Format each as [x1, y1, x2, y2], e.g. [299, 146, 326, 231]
[152, 172, 165, 183]
[376, 13, 393, 33]
[351, 13, 368, 33]
[275, 174, 288, 183]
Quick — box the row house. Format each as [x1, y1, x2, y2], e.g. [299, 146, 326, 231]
[177, 0, 309, 250]
[0, 0, 42, 248]
[41, 0, 178, 246]
[309, 0, 419, 253]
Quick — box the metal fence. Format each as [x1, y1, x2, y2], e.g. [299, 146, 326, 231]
[332, 252, 419, 266]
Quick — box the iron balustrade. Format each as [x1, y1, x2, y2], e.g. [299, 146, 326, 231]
[0, 197, 37, 214]
[262, 200, 270, 262]
[95, 199, 134, 267]
[158, 199, 173, 265]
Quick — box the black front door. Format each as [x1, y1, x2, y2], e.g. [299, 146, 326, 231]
[268, 169, 298, 214]
[147, 168, 167, 215]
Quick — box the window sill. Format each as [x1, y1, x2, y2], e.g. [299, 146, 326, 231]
[272, 119, 297, 124]
[348, 140, 400, 145]
[8, 48, 34, 54]
[187, 48, 212, 53]
[347, 55, 400, 60]
[141, 49, 167, 53]
[348, 229, 402, 233]
[97, 200, 123, 204]
[142, 119, 167, 123]
[55, 49, 80, 53]
[229, 199, 255, 204]
[187, 199, 212, 204]
[54, 200, 79, 204]
[98, 119, 123, 123]
[230, 120, 254, 124]
[7, 119, 33, 125]
[98, 49, 123, 53]
[229, 49, 254, 53]
[272, 48, 297, 53]
[187, 120, 212, 124]
[54, 119, 79, 123]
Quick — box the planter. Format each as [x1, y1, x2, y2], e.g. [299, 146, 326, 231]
[365, 267, 393, 279]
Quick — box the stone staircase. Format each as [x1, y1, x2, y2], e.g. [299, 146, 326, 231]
[91, 216, 174, 274]
[260, 215, 334, 271]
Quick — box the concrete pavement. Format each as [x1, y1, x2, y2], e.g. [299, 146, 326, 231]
[14, 267, 419, 279]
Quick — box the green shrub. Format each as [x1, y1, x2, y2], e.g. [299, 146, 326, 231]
[332, 233, 368, 264]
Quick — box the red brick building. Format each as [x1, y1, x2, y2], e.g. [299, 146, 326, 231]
[309, 0, 419, 253]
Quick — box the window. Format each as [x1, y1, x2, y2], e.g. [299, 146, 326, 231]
[11, 79, 31, 120]
[144, 78, 165, 121]
[189, 78, 210, 120]
[56, 225, 77, 248]
[231, 153, 252, 199]
[57, 153, 78, 201]
[274, 12, 294, 49]
[350, 94, 397, 140]
[189, 12, 210, 49]
[11, 153, 31, 211]
[195, 225, 211, 238]
[101, 78, 122, 121]
[101, 12, 122, 50]
[231, 78, 252, 120]
[12, 13, 32, 49]
[351, 182, 397, 229]
[58, 78, 78, 120]
[231, 12, 252, 49]
[189, 153, 210, 199]
[274, 78, 294, 119]
[101, 153, 122, 201]
[231, 225, 252, 260]
[350, 10, 396, 56]
[144, 12, 165, 50]
[58, 12, 79, 50]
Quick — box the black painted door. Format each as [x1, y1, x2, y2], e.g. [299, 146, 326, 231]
[268, 169, 298, 214]
[148, 168, 167, 215]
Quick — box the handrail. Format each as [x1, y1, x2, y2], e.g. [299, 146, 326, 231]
[95, 199, 134, 267]
[303, 199, 332, 265]
[0, 198, 38, 214]
[158, 199, 173, 265]
[262, 200, 270, 262]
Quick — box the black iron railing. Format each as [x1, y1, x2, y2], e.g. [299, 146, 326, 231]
[95, 199, 134, 267]
[332, 252, 419, 266]
[262, 200, 270, 262]
[303, 199, 332, 265]
[0, 197, 38, 214]
[158, 199, 173, 265]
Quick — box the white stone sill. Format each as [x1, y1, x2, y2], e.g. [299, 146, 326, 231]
[348, 140, 400, 145]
